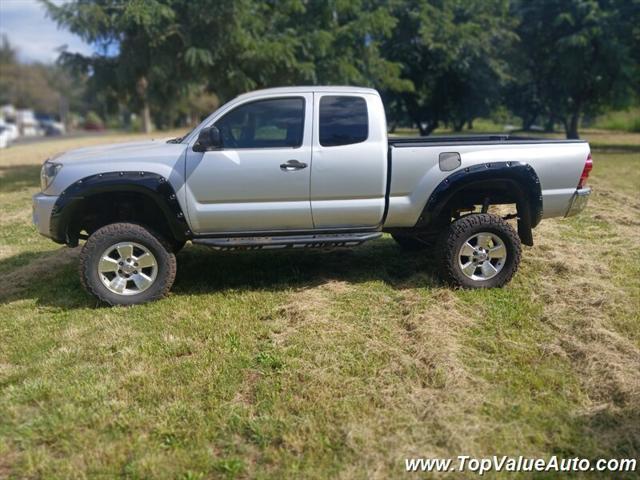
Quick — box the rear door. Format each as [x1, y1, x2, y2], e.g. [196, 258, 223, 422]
[185, 94, 313, 233]
[310, 93, 387, 228]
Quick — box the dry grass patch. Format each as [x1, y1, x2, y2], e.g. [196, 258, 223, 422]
[0, 133, 638, 478]
[0, 247, 78, 302]
[0, 130, 184, 167]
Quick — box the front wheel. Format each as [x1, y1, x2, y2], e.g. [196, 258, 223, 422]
[79, 223, 177, 305]
[437, 213, 521, 288]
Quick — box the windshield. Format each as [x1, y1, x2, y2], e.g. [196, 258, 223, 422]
[172, 103, 228, 144]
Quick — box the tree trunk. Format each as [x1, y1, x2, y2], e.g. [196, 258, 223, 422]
[453, 119, 465, 132]
[141, 102, 152, 134]
[565, 111, 580, 139]
[467, 118, 473, 130]
[418, 121, 438, 136]
[544, 117, 555, 133]
[59, 95, 69, 131]
[522, 114, 535, 131]
[136, 76, 152, 134]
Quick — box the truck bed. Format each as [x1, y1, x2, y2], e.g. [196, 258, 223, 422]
[384, 135, 591, 228]
[388, 134, 587, 147]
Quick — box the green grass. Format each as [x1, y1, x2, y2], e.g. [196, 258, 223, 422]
[592, 108, 640, 133]
[1, 133, 639, 478]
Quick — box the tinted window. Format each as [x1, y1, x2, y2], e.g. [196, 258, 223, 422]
[319, 96, 368, 147]
[215, 97, 304, 149]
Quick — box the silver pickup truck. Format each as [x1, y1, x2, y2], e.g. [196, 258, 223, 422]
[33, 86, 592, 305]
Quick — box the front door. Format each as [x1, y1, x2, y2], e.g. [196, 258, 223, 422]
[185, 95, 313, 234]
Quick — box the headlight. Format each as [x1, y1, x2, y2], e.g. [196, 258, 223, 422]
[40, 160, 62, 191]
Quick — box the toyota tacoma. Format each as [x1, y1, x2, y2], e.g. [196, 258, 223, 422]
[33, 86, 593, 305]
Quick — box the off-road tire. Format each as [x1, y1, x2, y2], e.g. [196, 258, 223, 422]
[437, 213, 521, 288]
[392, 233, 432, 251]
[79, 223, 177, 305]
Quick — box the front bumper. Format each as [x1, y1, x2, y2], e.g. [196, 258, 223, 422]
[32, 193, 59, 238]
[565, 187, 591, 217]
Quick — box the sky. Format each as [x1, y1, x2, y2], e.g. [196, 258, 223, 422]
[0, 0, 93, 63]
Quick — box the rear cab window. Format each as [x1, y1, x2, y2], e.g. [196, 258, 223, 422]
[319, 96, 368, 147]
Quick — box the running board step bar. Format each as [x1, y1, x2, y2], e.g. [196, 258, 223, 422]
[192, 232, 382, 251]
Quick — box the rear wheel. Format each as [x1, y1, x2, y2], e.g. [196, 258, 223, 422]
[437, 213, 521, 288]
[79, 223, 177, 305]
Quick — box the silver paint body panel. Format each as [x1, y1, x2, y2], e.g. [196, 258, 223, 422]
[35, 86, 591, 237]
[385, 141, 590, 227]
[32, 192, 58, 238]
[184, 92, 315, 232]
[309, 91, 388, 228]
[182, 87, 388, 233]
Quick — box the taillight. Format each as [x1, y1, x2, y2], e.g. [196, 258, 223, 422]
[578, 153, 593, 189]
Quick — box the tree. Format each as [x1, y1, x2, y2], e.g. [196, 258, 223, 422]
[43, 0, 199, 133]
[181, 0, 411, 98]
[0, 34, 17, 65]
[383, 0, 513, 135]
[43, 0, 413, 130]
[509, 0, 638, 139]
[0, 35, 71, 116]
[613, 0, 640, 97]
[40, 0, 638, 137]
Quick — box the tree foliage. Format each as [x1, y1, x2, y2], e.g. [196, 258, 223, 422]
[35, 0, 640, 138]
[507, 0, 639, 138]
[0, 35, 82, 118]
[383, 0, 515, 135]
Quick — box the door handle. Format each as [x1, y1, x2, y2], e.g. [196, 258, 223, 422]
[280, 159, 308, 171]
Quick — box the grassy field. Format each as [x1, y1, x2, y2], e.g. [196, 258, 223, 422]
[592, 108, 640, 133]
[1, 131, 639, 479]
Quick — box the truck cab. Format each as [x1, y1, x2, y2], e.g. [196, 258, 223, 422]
[181, 87, 388, 233]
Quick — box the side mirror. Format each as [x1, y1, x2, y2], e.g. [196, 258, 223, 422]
[193, 126, 221, 152]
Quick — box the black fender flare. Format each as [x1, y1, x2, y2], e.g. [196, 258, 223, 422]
[50, 171, 191, 246]
[417, 161, 543, 245]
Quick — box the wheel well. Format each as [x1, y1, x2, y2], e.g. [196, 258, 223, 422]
[441, 178, 525, 216]
[420, 176, 539, 246]
[68, 191, 177, 245]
